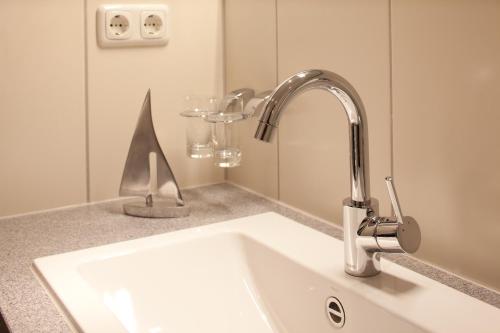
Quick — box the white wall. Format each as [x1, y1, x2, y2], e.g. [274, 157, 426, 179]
[0, 0, 87, 216]
[224, 0, 279, 198]
[87, 0, 224, 201]
[0, 0, 224, 216]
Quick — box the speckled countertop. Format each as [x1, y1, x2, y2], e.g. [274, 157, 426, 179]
[0, 183, 499, 332]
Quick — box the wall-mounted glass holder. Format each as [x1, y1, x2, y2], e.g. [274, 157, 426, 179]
[180, 89, 271, 168]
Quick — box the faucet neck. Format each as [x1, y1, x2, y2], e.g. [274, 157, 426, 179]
[256, 69, 370, 205]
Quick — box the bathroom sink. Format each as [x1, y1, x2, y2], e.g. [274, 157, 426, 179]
[33, 212, 499, 333]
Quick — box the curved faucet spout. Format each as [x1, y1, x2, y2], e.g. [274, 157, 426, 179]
[254, 69, 370, 206]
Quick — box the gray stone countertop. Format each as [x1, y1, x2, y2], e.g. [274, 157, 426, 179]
[0, 183, 499, 332]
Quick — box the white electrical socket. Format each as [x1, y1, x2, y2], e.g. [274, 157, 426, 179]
[141, 11, 167, 39]
[105, 11, 132, 40]
[97, 4, 169, 48]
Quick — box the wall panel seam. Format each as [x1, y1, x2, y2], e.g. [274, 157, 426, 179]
[275, 0, 281, 201]
[389, 0, 394, 182]
[84, 0, 90, 202]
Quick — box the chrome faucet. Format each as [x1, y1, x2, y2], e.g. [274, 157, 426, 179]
[254, 69, 421, 277]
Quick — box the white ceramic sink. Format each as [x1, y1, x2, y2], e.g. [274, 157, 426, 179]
[33, 212, 500, 333]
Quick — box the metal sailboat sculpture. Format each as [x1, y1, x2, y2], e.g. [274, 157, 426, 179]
[119, 89, 190, 218]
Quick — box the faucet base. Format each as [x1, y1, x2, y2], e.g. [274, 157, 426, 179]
[343, 203, 381, 277]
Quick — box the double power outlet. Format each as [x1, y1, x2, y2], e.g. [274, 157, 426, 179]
[97, 4, 169, 47]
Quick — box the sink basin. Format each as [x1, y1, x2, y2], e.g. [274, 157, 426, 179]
[33, 212, 500, 333]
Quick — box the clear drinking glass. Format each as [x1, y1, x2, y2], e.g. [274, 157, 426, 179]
[207, 113, 243, 168]
[180, 96, 217, 159]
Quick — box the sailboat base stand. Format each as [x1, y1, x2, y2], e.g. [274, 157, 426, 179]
[123, 200, 190, 218]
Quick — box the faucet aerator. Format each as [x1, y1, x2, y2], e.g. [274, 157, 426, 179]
[254, 121, 275, 142]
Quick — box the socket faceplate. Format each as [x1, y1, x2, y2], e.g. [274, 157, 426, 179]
[97, 4, 169, 47]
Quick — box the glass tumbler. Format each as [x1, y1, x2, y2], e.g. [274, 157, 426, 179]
[180, 96, 217, 159]
[207, 113, 243, 168]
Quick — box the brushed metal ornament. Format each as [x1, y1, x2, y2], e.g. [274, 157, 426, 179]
[119, 89, 190, 218]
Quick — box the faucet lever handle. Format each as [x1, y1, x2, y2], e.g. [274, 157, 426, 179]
[385, 176, 404, 224]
